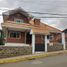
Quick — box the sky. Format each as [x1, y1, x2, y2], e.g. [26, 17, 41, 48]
[0, 0, 67, 30]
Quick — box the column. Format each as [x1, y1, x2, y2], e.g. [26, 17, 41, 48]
[3, 28, 8, 43]
[62, 32, 66, 50]
[25, 32, 27, 44]
[32, 34, 35, 54]
[5, 28, 8, 43]
[45, 35, 48, 52]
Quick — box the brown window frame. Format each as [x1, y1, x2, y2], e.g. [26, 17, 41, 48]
[14, 18, 24, 23]
[9, 31, 21, 39]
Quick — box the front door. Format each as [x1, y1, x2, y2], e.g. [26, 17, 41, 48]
[26, 32, 32, 44]
[35, 35, 45, 51]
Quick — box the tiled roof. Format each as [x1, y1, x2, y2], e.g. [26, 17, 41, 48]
[2, 7, 33, 18]
[2, 21, 62, 35]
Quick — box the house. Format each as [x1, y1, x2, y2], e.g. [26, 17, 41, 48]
[1, 7, 65, 54]
[63, 29, 67, 44]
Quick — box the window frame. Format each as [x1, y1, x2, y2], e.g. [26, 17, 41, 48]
[9, 31, 21, 39]
[14, 18, 24, 23]
[49, 35, 53, 40]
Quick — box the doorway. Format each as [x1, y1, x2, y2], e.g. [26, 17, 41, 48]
[26, 32, 32, 44]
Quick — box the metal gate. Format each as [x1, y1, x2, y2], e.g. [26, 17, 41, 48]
[35, 44, 45, 51]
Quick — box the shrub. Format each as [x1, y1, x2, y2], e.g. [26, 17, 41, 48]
[0, 32, 5, 45]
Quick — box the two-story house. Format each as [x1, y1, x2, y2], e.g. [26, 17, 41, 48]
[1, 7, 63, 53]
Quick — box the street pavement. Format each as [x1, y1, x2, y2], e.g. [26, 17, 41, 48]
[0, 54, 67, 67]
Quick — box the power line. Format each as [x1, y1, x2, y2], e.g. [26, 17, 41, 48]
[0, 8, 67, 18]
[0, 14, 67, 18]
[36, 16, 67, 18]
[28, 11, 67, 16]
[0, 8, 67, 16]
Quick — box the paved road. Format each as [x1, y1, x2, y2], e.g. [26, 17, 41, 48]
[0, 54, 67, 67]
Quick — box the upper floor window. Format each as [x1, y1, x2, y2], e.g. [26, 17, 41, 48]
[14, 19, 24, 23]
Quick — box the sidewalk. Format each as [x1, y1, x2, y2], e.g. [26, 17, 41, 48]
[0, 50, 67, 64]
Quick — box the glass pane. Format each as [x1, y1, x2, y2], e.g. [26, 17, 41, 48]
[16, 20, 21, 23]
[13, 32, 16, 37]
[14, 19, 24, 23]
[10, 31, 20, 38]
[10, 32, 16, 38]
[16, 32, 20, 38]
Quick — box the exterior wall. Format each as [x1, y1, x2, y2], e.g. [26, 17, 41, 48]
[2, 12, 30, 44]
[35, 34, 61, 45]
[50, 33, 62, 45]
[63, 29, 67, 44]
[4, 12, 29, 23]
[0, 30, 2, 38]
[50, 32, 67, 45]
[7, 30, 25, 43]
[47, 44, 63, 52]
[0, 46, 32, 58]
[35, 34, 44, 44]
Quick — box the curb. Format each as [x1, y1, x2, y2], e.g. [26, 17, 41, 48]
[0, 50, 67, 64]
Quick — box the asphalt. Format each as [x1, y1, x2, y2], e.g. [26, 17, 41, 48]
[0, 54, 67, 67]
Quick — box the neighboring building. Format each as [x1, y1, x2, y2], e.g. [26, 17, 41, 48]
[1, 7, 62, 53]
[0, 30, 4, 45]
[0, 30, 2, 38]
[63, 29, 67, 44]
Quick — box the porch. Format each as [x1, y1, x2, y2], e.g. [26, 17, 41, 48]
[4, 28, 46, 51]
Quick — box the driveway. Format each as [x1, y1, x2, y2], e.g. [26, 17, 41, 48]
[0, 54, 67, 67]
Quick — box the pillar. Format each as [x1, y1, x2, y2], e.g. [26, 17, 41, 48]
[32, 34, 35, 54]
[25, 32, 27, 44]
[45, 35, 48, 52]
[62, 32, 66, 50]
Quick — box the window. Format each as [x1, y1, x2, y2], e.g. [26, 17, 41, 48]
[9, 31, 20, 38]
[49, 35, 53, 40]
[41, 35, 44, 41]
[48, 35, 53, 40]
[14, 19, 24, 23]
